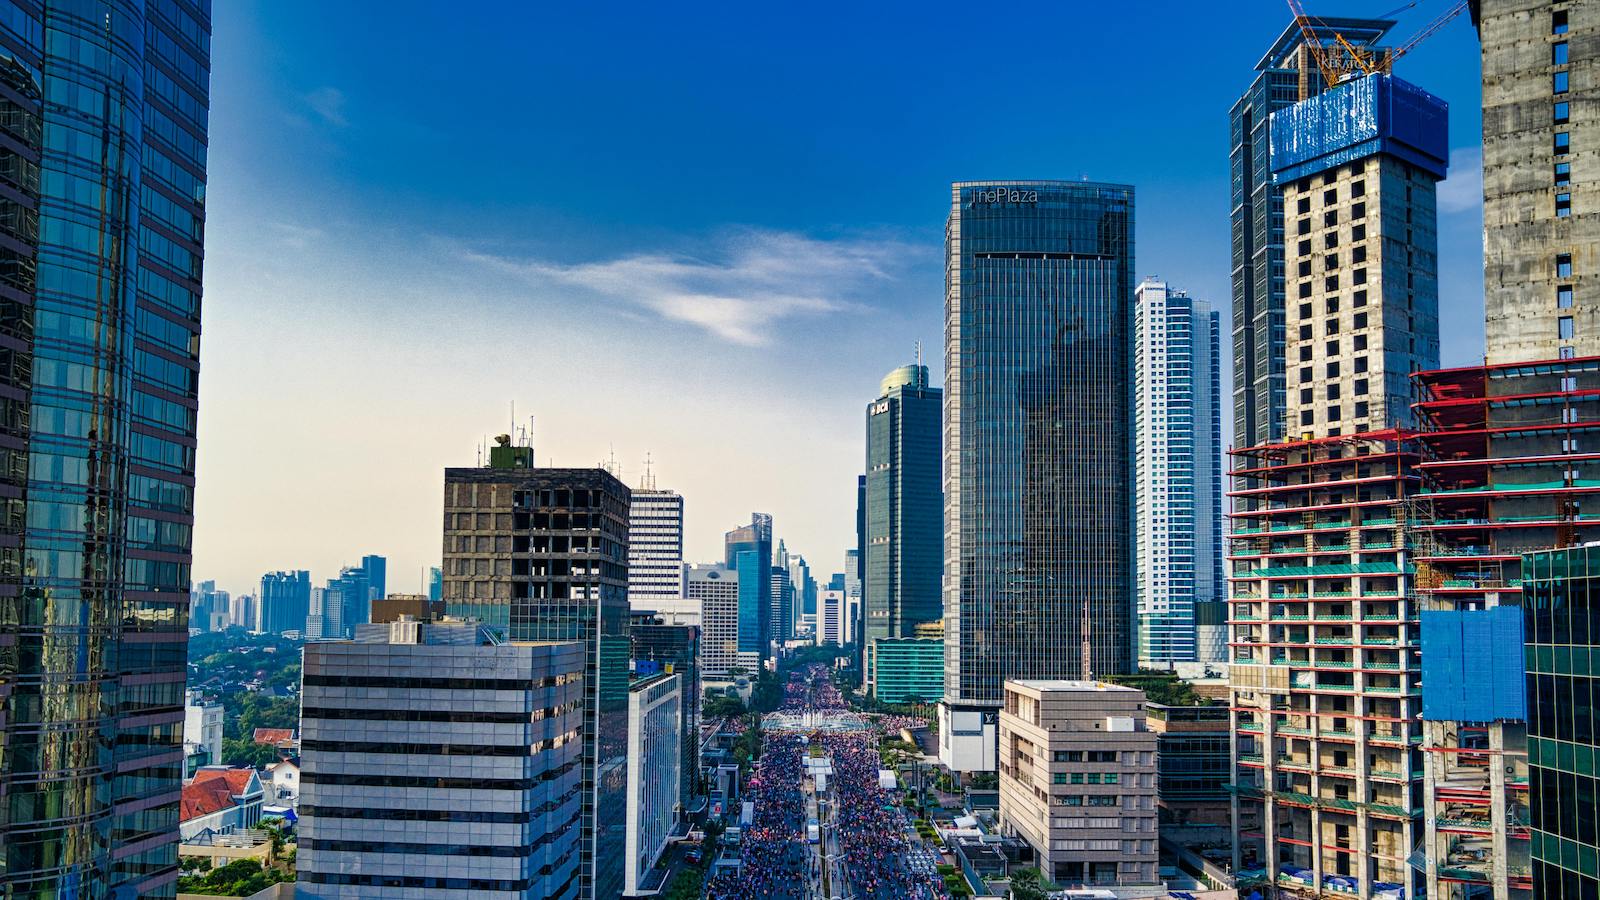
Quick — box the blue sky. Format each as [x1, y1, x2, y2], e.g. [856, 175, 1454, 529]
[194, 0, 1486, 594]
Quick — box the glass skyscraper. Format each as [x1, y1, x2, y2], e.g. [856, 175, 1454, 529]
[724, 512, 771, 658]
[864, 363, 942, 696]
[1229, 18, 1392, 449]
[1522, 546, 1600, 898]
[940, 181, 1135, 770]
[0, 1, 210, 895]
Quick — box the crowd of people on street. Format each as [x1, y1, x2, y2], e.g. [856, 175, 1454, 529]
[705, 731, 808, 900]
[706, 665, 948, 900]
[824, 731, 949, 899]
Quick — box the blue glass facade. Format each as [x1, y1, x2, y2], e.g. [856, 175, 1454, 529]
[259, 570, 310, 635]
[0, 1, 210, 895]
[943, 180, 1135, 705]
[864, 363, 941, 695]
[732, 548, 762, 657]
[724, 513, 770, 658]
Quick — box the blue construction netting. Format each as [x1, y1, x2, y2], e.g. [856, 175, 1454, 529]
[1420, 606, 1527, 722]
[1270, 73, 1449, 184]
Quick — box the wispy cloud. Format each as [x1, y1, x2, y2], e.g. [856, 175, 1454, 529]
[464, 230, 909, 346]
[1438, 147, 1483, 215]
[269, 221, 324, 250]
[305, 87, 348, 127]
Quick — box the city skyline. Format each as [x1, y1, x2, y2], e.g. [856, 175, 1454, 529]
[192, 1, 1487, 593]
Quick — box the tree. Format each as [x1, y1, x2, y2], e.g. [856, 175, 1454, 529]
[1008, 867, 1054, 900]
[750, 670, 782, 713]
[175, 858, 289, 896]
[259, 817, 288, 865]
[704, 695, 747, 719]
[220, 737, 280, 770]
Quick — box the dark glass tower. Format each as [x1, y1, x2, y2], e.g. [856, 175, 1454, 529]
[0, 1, 211, 895]
[1229, 18, 1392, 449]
[1523, 546, 1600, 898]
[443, 447, 631, 900]
[942, 180, 1135, 710]
[864, 363, 942, 695]
[724, 513, 771, 659]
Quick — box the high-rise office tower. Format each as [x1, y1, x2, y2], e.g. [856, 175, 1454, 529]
[725, 513, 772, 659]
[1521, 546, 1600, 899]
[427, 565, 442, 602]
[361, 553, 387, 602]
[442, 439, 630, 900]
[688, 563, 744, 680]
[628, 485, 689, 621]
[864, 363, 943, 696]
[623, 672, 683, 896]
[191, 580, 227, 633]
[229, 593, 257, 631]
[855, 473, 867, 629]
[769, 564, 793, 644]
[306, 587, 329, 641]
[939, 180, 1135, 773]
[630, 618, 701, 811]
[1231, 18, 1394, 449]
[817, 588, 845, 647]
[297, 619, 588, 899]
[794, 554, 816, 620]
[325, 566, 370, 640]
[1480, 1, 1596, 362]
[0, 3, 212, 892]
[1135, 279, 1225, 666]
[1228, 73, 1446, 900]
[845, 547, 864, 675]
[260, 570, 312, 636]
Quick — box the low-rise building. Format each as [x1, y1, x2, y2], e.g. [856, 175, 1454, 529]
[251, 727, 297, 755]
[296, 617, 587, 899]
[1147, 702, 1230, 828]
[181, 767, 266, 841]
[871, 637, 943, 704]
[997, 680, 1159, 888]
[264, 757, 300, 807]
[625, 673, 683, 896]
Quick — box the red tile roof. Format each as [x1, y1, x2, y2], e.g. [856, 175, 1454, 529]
[182, 768, 258, 822]
[252, 728, 295, 747]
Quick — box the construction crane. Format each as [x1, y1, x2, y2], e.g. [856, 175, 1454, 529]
[1285, 0, 1468, 86]
[1386, 0, 1470, 70]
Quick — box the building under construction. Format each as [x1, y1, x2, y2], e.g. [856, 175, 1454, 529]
[1405, 355, 1600, 899]
[1227, 48, 1447, 898]
[1228, 430, 1425, 899]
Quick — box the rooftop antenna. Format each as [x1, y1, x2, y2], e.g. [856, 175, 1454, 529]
[915, 339, 922, 368]
[642, 451, 657, 490]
